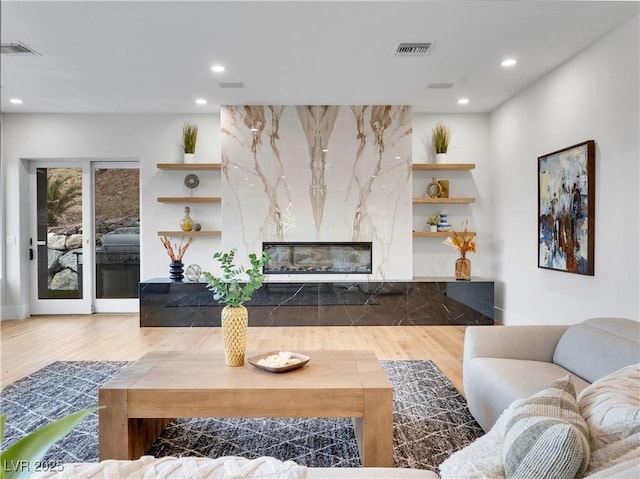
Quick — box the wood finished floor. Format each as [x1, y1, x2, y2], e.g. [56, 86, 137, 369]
[0, 314, 467, 393]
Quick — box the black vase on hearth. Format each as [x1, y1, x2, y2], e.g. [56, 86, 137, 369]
[169, 260, 184, 282]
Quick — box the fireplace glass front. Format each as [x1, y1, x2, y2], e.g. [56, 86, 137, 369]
[263, 242, 372, 274]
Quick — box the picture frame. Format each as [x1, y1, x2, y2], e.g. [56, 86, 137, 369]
[538, 140, 595, 275]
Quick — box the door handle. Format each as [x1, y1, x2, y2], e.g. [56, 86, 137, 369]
[36, 240, 46, 246]
[29, 248, 34, 260]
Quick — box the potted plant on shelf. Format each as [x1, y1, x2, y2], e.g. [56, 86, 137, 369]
[426, 215, 439, 232]
[203, 249, 271, 366]
[182, 122, 198, 163]
[431, 122, 451, 163]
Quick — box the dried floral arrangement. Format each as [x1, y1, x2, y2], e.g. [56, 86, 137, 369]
[160, 235, 194, 261]
[443, 220, 476, 258]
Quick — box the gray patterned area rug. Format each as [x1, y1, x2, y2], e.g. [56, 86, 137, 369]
[0, 360, 483, 472]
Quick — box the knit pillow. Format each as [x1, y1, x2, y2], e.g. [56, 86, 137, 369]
[576, 363, 640, 450]
[502, 375, 590, 479]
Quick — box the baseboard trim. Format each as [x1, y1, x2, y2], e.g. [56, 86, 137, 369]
[0, 304, 30, 320]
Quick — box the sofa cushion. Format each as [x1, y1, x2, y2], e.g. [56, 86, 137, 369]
[502, 375, 590, 479]
[553, 318, 640, 383]
[465, 357, 589, 431]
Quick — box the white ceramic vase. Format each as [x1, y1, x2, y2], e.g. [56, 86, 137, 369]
[435, 153, 448, 163]
[184, 153, 195, 163]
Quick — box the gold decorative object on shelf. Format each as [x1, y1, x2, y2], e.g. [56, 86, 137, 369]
[426, 177, 443, 198]
[426, 177, 450, 198]
[180, 206, 194, 232]
[438, 180, 449, 198]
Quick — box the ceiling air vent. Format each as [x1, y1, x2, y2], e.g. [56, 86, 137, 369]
[219, 82, 245, 89]
[1, 42, 40, 56]
[428, 83, 454, 89]
[394, 43, 431, 57]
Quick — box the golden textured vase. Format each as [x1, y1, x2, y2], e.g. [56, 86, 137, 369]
[180, 206, 194, 232]
[455, 256, 471, 281]
[221, 305, 248, 366]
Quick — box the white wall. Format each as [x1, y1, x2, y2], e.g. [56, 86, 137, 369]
[412, 113, 493, 278]
[0, 114, 221, 318]
[1, 110, 488, 318]
[2, 16, 637, 321]
[490, 16, 639, 324]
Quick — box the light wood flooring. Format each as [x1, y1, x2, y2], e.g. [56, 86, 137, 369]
[0, 314, 467, 393]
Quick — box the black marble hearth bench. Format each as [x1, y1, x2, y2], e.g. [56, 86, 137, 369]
[139, 278, 494, 327]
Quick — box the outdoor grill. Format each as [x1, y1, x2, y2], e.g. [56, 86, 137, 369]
[95, 226, 140, 298]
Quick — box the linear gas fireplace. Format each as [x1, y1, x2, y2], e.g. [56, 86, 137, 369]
[263, 242, 372, 274]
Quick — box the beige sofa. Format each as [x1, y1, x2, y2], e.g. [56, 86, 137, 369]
[463, 317, 640, 431]
[444, 317, 640, 479]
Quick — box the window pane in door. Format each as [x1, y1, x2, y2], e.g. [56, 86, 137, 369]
[94, 168, 140, 298]
[36, 167, 83, 299]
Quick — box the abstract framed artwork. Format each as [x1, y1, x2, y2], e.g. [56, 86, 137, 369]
[538, 140, 595, 275]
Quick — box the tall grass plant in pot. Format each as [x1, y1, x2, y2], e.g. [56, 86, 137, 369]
[182, 123, 198, 163]
[431, 122, 452, 163]
[203, 249, 270, 366]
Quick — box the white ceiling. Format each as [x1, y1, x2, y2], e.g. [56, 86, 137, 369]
[1, 1, 638, 114]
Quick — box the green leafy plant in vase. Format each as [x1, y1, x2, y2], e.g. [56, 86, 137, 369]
[203, 249, 271, 366]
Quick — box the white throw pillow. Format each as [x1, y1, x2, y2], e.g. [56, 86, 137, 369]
[577, 363, 640, 474]
[577, 363, 640, 450]
[502, 375, 590, 479]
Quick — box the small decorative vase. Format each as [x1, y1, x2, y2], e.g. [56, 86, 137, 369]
[221, 305, 248, 366]
[180, 206, 194, 232]
[184, 153, 195, 163]
[437, 211, 451, 232]
[430, 224, 438, 232]
[436, 153, 448, 163]
[169, 260, 184, 282]
[455, 256, 471, 281]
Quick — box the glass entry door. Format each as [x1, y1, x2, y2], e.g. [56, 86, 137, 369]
[30, 160, 140, 314]
[31, 164, 91, 314]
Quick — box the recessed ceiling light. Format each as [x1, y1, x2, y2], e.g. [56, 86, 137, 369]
[9, 98, 23, 104]
[322, 149, 328, 153]
[457, 98, 470, 105]
[211, 65, 226, 73]
[195, 98, 207, 105]
[501, 58, 517, 67]
[249, 128, 259, 132]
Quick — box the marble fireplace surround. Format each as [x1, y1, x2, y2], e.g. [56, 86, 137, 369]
[221, 105, 412, 281]
[263, 242, 372, 274]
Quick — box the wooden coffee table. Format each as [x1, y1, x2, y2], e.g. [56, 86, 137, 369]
[98, 349, 393, 467]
